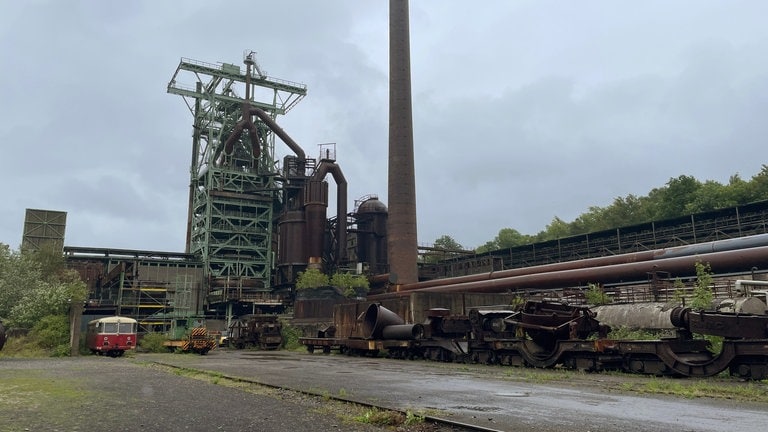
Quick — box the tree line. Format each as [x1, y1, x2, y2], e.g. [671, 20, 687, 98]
[433, 165, 768, 254]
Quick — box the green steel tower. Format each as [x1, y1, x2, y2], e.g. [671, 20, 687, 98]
[168, 51, 306, 313]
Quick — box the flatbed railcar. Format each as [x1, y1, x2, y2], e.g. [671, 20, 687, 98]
[300, 301, 768, 380]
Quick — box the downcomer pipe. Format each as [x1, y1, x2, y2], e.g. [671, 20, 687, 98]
[312, 161, 348, 263]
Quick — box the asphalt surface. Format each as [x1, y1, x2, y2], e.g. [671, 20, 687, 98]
[0, 356, 390, 432]
[146, 349, 768, 432]
[3, 350, 768, 432]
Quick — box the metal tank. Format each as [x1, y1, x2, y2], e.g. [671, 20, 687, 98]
[304, 180, 329, 261]
[355, 197, 388, 275]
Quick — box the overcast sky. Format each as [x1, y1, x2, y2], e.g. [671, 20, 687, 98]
[2, 0, 767, 252]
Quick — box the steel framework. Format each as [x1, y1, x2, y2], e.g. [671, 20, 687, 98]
[167, 53, 306, 306]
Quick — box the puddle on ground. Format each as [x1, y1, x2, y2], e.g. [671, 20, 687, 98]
[450, 406, 503, 412]
[495, 392, 530, 397]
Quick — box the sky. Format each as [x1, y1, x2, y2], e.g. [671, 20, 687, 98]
[1, 0, 767, 252]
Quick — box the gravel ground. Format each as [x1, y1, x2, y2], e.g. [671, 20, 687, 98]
[0, 356, 455, 432]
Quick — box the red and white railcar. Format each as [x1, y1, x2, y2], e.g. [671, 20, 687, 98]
[86, 316, 138, 357]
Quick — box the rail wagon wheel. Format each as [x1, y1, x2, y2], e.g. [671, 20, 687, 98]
[654, 342, 735, 377]
[623, 354, 668, 375]
[730, 358, 768, 380]
[518, 340, 565, 368]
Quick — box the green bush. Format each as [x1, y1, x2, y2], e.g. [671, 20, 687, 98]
[295, 268, 329, 290]
[280, 322, 303, 351]
[690, 261, 714, 311]
[330, 272, 370, 298]
[585, 284, 613, 305]
[139, 332, 169, 353]
[30, 314, 69, 350]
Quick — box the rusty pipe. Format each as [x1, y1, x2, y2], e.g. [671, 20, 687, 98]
[403, 233, 768, 291]
[313, 161, 348, 262]
[249, 107, 306, 163]
[370, 245, 768, 299]
[217, 106, 307, 167]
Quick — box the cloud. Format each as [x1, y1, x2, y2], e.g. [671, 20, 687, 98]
[2, 0, 768, 253]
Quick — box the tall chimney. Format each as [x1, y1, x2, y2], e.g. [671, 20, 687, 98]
[387, 0, 418, 284]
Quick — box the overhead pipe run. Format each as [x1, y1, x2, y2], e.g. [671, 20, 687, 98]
[400, 233, 768, 292]
[369, 245, 768, 299]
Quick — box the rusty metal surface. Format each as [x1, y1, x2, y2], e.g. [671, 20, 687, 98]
[382, 245, 768, 296]
[312, 161, 348, 263]
[400, 234, 768, 293]
[677, 307, 768, 339]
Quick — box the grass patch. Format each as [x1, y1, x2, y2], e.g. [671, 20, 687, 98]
[0, 336, 50, 357]
[617, 377, 768, 402]
[354, 408, 405, 426]
[0, 370, 91, 430]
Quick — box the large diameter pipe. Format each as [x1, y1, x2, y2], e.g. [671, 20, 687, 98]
[363, 303, 405, 339]
[592, 303, 678, 330]
[313, 161, 348, 262]
[250, 107, 306, 162]
[403, 233, 768, 292]
[371, 245, 768, 298]
[381, 323, 424, 340]
[387, 0, 418, 284]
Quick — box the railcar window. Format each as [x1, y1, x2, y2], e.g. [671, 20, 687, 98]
[119, 323, 135, 334]
[104, 323, 119, 333]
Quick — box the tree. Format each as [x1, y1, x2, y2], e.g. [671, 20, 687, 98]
[459, 167, 768, 259]
[541, 216, 570, 240]
[0, 243, 87, 356]
[424, 235, 465, 263]
[0, 244, 44, 322]
[8, 269, 86, 329]
[475, 240, 499, 254]
[433, 235, 463, 251]
[474, 228, 532, 253]
[746, 164, 768, 201]
[496, 228, 531, 249]
[648, 175, 702, 220]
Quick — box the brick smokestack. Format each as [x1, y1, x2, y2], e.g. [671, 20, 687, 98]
[387, 0, 418, 285]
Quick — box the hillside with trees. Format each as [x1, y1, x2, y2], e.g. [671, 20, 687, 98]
[466, 165, 768, 253]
